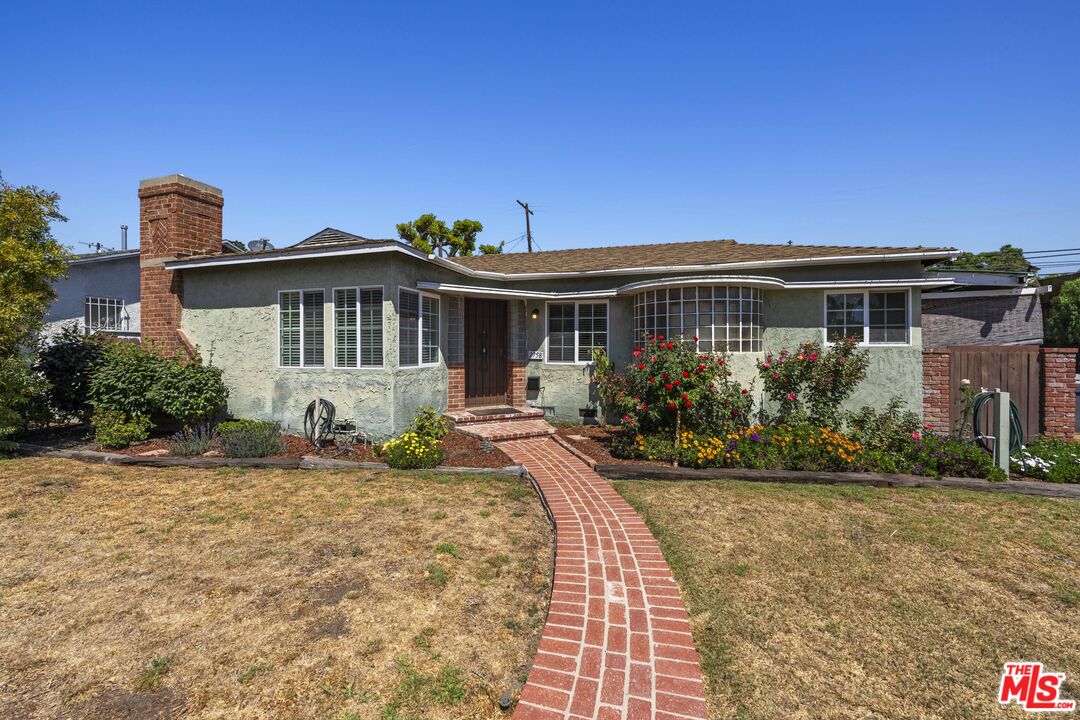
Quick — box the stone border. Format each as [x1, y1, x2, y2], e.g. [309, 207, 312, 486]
[14, 442, 525, 477]
[596, 463, 1080, 499]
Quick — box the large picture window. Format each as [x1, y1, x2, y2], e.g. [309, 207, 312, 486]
[546, 301, 608, 364]
[279, 289, 325, 367]
[334, 287, 383, 368]
[399, 289, 440, 367]
[633, 286, 762, 352]
[825, 290, 909, 345]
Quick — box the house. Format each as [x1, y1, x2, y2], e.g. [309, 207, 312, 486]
[920, 269, 1047, 347]
[43, 248, 141, 339]
[137, 173, 963, 437]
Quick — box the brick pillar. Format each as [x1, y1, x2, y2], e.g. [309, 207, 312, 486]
[922, 348, 952, 435]
[446, 295, 465, 410]
[1041, 347, 1077, 439]
[507, 300, 528, 406]
[138, 174, 223, 356]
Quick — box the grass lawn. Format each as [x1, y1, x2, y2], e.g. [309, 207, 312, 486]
[615, 479, 1080, 720]
[0, 458, 552, 720]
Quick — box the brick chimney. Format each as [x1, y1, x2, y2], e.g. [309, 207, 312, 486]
[138, 174, 223, 355]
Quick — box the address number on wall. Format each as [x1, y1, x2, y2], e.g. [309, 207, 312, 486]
[529, 350, 544, 361]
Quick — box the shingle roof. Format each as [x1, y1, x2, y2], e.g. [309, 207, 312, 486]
[448, 239, 954, 275]
[294, 227, 388, 247]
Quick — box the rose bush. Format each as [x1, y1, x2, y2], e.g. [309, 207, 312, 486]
[595, 336, 752, 455]
[756, 338, 869, 426]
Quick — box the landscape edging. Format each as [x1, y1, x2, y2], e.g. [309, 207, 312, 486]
[595, 463, 1080, 499]
[14, 442, 525, 477]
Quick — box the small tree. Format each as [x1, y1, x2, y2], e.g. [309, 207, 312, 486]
[396, 214, 486, 257]
[1046, 278, 1080, 349]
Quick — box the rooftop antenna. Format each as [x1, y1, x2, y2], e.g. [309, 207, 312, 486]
[79, 241, 104, 254]
[516, 200, 534, 253]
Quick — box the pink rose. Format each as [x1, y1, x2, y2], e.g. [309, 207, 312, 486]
[911, 432, 921, 440]
[787, 393, 796, 401]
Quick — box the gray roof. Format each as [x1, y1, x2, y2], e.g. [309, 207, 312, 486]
[294, 227, 394, 247]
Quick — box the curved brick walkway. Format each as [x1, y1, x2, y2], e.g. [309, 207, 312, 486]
[501, 437, 709, 720]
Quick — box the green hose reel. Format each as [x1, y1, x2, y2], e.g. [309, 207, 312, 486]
[970, 391, 1024, 456]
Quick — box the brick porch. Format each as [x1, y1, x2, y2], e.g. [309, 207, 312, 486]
[501, 437, 709, 720]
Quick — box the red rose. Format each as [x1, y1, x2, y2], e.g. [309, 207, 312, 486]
[658, 335, 665, 341]
[648, 377, 655, 383]
[681, 371, 689, 378]
[741, 389, 748, 395]
[662, 373, 669, 380]
[637, 364, 645, 370]
[693, 336, 699, 342]
[673, 379, 680, 386]
[680, 393, 688, 400]
[685, 400, 693, 407]
[708, 382, 714, 388]
[667, 401, 676, 409]
[665, 383, 673, 391]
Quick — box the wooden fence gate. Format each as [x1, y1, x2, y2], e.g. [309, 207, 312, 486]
[947, 345, 1042, 439]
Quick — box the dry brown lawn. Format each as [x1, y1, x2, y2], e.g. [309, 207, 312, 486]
[0, 457, 552, 720]
[615, 479, 1080, 720]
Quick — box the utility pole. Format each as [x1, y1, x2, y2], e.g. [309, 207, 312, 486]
[516, 200, 534, 253]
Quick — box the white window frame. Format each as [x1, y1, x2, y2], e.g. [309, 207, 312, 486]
[398, 287, 441, 368]
[84, 296, 128, 333]
[278, 288, 326, 369]
[822, 289, 911, 347]
[544, 300, 610, 365]
[332, 285, 385, 370]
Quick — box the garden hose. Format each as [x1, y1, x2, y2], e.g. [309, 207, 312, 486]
[304, 398, 336, 448]
[970, 391, 1023, 456]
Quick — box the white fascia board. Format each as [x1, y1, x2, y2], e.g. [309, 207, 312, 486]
[163, 244, 426, 269]
[438, 249, 959, 281]
[415, 281, 617, 299]
[926, 270, 1027, 287]
[923, 286, 1048, 300]
[785, 278, 956, 289]
[421, 277, 953, 298]
[166, 243, 958, 281]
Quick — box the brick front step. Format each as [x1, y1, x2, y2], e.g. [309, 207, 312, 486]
[454, 418, 555, 442]
[444, 406, 547, 426]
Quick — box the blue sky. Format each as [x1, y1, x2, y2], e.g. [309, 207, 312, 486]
[3, 1, 1078, 262]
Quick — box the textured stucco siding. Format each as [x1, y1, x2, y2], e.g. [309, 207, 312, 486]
[525, 285, 924, 422]
[922, 293, 1043, 347]
[181, 254, 448, 437]
[181, 252, 931, 432]
[44, 255, 141, 338]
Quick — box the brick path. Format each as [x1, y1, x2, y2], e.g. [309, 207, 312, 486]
[500, 437, 709, 720]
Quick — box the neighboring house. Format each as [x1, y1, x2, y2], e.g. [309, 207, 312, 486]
[921, 269, 1047, 347]
[137, 173, 962, 436]
[43, 249, 141, 339]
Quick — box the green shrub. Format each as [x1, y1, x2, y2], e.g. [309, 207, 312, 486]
[92, 409, 152, 448]
[612, 432, 677, 463]
[844, 398, 924, 454]
[408, 406, 450, 440]
[35, 324, 106, 422]
[148, 362, 228, 429]
[168, 425, 217, 456]
[89, 342, 229, 430]
[1013, 438, 1080, 482]
[602, 337, 752, 445]
[88, 342, 165, 420]
[217, 419, 284, 458]
[382, 431, 444, 469]
[757, 338, 870, 426]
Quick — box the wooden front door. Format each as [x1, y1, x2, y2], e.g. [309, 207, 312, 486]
[464, 298, 508, 407]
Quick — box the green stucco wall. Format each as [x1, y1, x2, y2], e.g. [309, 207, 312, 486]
[181, 253, 448, 439]
[181, 252, 928, 434]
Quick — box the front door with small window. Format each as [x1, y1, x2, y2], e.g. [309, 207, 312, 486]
[464, 298, 507, 407]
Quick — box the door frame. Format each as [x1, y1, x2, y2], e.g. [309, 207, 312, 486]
[463, 297, 509, 407]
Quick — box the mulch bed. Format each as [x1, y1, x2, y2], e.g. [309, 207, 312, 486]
[17, 425, 513, 468]
[555, 424, 636, 465]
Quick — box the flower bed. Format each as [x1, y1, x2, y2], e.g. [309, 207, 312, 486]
[590, 337, 1006, 481]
